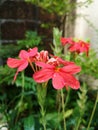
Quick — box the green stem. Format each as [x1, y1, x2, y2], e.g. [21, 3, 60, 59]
[15, 71, 25, 123]
[64, 88, 70, 109]
[21, 71, 25, 97]
[75, 116, 82, 130]
[61, 89, 66, 130]
[37, 83, 47, 130]
[40, 104, 46, 130]
[86, 91, 98, 130]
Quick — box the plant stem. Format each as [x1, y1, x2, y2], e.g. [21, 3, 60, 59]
[21, 71, 25, 94]
[15, 71, 25, 123]
[64, 88, 70, 109]
[75, 116, 82, 130]
[61, 89, 66, 130]
[37, 83, 47, 130]
[86, 91, 98, 130]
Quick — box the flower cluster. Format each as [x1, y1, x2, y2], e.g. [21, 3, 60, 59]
[61, 37, 90, 56]
[7, 36, 90, 90]
[7, 46, 81, 90]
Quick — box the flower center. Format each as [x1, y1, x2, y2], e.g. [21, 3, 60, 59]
[81, 43, 85, 47]
[55, 67, 60, 72]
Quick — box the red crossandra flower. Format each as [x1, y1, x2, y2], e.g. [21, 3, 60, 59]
[33, 58, 81, 90]
[69, 40, 90, 56]
[7, 47, 38, 81]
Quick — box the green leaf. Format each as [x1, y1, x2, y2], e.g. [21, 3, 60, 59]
[64, 109, 73, 118]
[46, 112, 64, 124]
[24, 115, 35, 130]
[15, 76, 37, 91]
[45, 112, 63, 128]
[17, 31, 42, 49]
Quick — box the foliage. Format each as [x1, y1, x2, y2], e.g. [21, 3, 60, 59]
[51, 27, 63, 57]
[25, 0, 93, 16]
[17, 31, 42, 49]
[75, 49, 98, 78]
[23, 115, 35, 130]
[25, 0, 93, 37]
[0, 31, 42, 60]
[0, 65, 15, 85]
[0, 30, 42, 129]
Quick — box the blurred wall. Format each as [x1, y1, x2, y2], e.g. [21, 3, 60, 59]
[74, 0, 98, 52]
[0, 0, 58, 45]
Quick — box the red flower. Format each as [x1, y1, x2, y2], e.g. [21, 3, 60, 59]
[34, 50, 49, 63]
[7, 47, 38, 81]
[61, 37, 74, 46]
[33, 58, 81, 90]
[61, 37, 90, 56]
[69, 40, 90, 56]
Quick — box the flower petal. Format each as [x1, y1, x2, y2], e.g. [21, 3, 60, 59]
[59, 72, 80, 89]
[57, 57, 74, 66]
[7, 58, 23, 68]
[69, 43, 79, 52]
[61, 37, 73, 46]
[19, 50, 29, 59]
[28, 47, 38, 57]
[35, 61, 54, 69]
[17, 61, 28, 72]
[52, 72, 65, 89]
[61, 64, 81, 74]
[33, 68, 53, 83]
